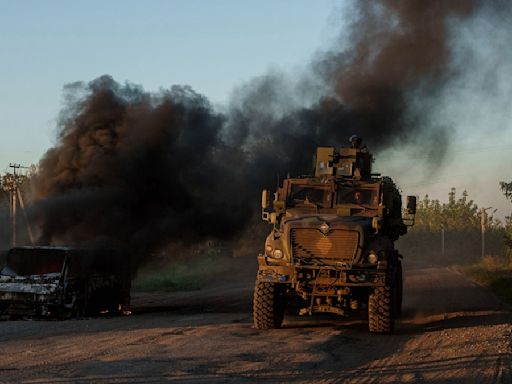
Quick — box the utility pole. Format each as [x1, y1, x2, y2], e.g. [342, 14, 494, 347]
[441, 223, 445, 257]
[480, 207, 493, 259]
[2, 163, 34, 247]
[7, 164, 20, 247]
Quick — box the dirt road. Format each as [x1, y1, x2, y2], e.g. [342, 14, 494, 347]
[1, 258, 511, 383]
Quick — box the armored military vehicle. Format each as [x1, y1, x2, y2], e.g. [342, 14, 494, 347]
[253, 136, 416, 333]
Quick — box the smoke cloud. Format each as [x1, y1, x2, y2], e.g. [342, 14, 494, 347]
[29, 0, 485, 264]
[227, 1, 480, 178]
[31, 77, 251, 263]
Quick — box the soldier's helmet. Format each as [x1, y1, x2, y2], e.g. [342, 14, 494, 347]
[349, 135, 363, 149]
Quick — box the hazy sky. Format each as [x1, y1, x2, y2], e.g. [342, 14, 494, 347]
[379, 5, 512, 220]
[0, 0, 341, 165]
[1, 0, 511, 218]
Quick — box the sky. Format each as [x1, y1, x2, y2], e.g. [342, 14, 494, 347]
[0, 0, 511, 219]
[0, 0, 341, 168]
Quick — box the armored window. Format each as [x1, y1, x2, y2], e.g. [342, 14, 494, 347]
[336, 187, 378, 207]
[288, 185, 333, 208]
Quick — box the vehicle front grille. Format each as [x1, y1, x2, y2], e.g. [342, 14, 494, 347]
[291, 228, 359, 262]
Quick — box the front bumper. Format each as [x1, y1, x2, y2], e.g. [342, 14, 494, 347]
[256, 255, 387, 287]
[0, 276, 61, 318]
[0, 291, 60, 318]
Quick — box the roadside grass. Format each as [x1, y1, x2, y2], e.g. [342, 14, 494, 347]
[133, 252, 230, 292]
[461, 255, 512, 304]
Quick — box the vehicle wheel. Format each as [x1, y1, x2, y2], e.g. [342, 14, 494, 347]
[253, 280, 286, 329]
[71, 300, 85, 318]
[395, 260, 403, 317]
[368, 286, 394, 334]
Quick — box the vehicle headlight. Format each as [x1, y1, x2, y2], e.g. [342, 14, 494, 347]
[367, 251, 378, 264]
[273, 249, 283, 259]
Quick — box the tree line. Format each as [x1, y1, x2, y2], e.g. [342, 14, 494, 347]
[0, 169, 511, 258]
[399, 183, 512, 264]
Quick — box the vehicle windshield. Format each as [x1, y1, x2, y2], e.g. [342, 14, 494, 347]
[3, 248, 66, 276]
[337, 186, 379, 207]
[288, 185, 333, 208]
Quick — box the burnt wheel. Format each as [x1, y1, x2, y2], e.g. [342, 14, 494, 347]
[253, 280, 286, 329]
[71, 299, 85, 318]
[85, 287, 122, 316]
[368, 286, 394, 334]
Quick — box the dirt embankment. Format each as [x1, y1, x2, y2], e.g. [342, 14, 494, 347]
[0, 257, 511, 383]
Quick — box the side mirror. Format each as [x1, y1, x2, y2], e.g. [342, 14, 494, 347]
[262, 190, 270, 210]
[406, 196, 417, 215]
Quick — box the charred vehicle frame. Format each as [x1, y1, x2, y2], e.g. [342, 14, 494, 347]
[0, 246, 131, 319]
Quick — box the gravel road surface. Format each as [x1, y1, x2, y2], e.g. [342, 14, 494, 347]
[0, 257, 511, 383]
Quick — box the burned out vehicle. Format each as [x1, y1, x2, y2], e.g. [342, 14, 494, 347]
[0, 246, 131, 319]
[253, 137, 416, 333]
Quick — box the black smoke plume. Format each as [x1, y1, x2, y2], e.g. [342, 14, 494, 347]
[29, 1, 483, 263]
[31, 77, 250, 262]
[227, 0, 480, 180]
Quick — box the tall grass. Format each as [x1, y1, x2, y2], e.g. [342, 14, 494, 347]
[133, 251, 230, 292]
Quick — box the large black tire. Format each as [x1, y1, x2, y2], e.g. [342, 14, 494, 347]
[368, 286, 394, 334]
[394, 260, 403, 317]
[253, 280, 286, 329]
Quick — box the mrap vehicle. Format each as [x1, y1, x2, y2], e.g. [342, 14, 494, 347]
[253, 136, 416, 333]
